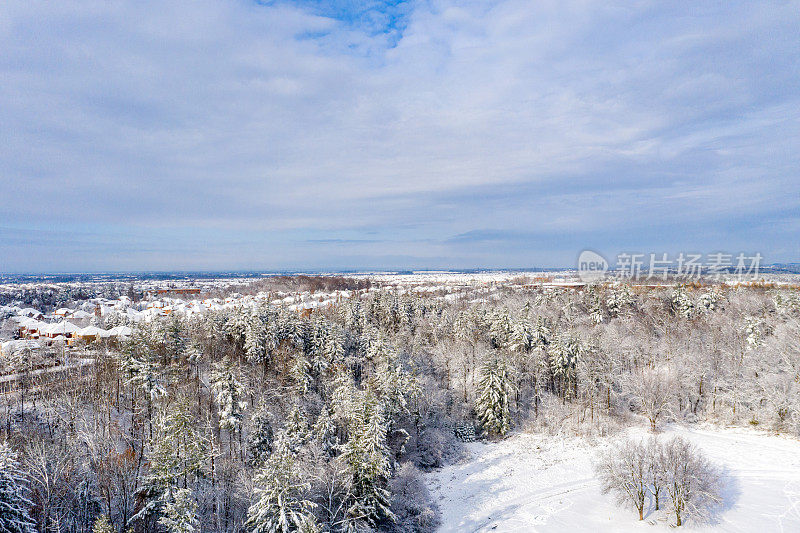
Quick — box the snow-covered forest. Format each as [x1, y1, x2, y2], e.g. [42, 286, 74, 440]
[1, 276, 799, 532]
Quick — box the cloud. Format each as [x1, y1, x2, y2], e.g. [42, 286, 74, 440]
[1, 0, 798, 271]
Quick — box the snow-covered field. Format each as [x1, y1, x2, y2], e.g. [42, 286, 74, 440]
[427, 425, 800, 532]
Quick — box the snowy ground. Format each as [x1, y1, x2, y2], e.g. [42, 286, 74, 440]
[427, 425, 800, 532]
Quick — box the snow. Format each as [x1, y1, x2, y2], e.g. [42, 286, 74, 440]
[43, 321, 80, 335]
[427, 425, 800, 532]
[76, 325, 105, 336]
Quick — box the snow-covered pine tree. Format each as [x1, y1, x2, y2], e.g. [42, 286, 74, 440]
[126, 357, 167, 402]
[209, 360, 247, 436]
[548, 333, 581, 400]
[672, 287, 695, 319]
[744, 316, 764, 348]
[284, 404, 309, 453]
[92, 515, 114, 533]
[532, 316, 551, 348]
[606, 284, 634, 317]
[223, 308, 250, 353]
[290, 354, 312, 394]
[342, 397, 395, 529]
[0, 442, 36, 533]
[248, 409, 274, 466]
[488, 308, 513, 349]
[508, 318, 534, 353]
[475, 357, 514, 437]
[159, 488, 199, 533]
[321, 325, 345, 372]
[148, 396, 205, 489]
[370, 355, 420, 424]
[246, 440, 318, 533]
[134, 396, 205, 524]
[310, 408, 337, 457]
[164, 315, 188, 363]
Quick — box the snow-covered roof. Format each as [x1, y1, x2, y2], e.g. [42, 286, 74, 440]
[46, 321, 81, 335]
[108, 325, 133, 337]
[77, 325, 105, 337]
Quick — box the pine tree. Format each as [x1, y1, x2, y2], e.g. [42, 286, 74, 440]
[134, 396, 205, 524]
[371, 356, 420, 423]
[159, 488, 199, 533]
[284, 405, 309, 453]
[246, 441, 318, 533]
[342, 398, 394, 528]
[224, 309, 250, 353]
[509, 319, 534, 353]
[210, 360, 247, 435]
[475, 357, 514, 437]
[488, 309, 513, 349]
[147, 396, 205, 489]
[320, 325, 344, 372]
[0, 442, 36, 533]
[248, 409, 274, 466]
[92, 515, 114, 533]
[245, 312, 271, 365]
[164, 315, 188, 363]
[290, 354, 312, 394]
[532, 316, 551, 348]
[672, 288, 695, 319]
[548, 333, 581, 400]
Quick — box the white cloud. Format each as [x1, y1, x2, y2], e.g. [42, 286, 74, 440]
[1, 0, 798, 269]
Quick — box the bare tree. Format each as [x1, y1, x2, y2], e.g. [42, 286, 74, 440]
[596, 439, 649, 520]
[662, 436, 722, 526]
[624, 368, 674, 431]
[23, 439, 76, 531]
[646, 436, 666, 511]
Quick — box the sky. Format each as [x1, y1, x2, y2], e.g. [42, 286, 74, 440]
[1, 0, 799, 272]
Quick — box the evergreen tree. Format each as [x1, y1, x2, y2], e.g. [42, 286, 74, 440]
[548, 333, 581, 399]
[475, 357, 514, 437]
[134, 396, 205, 524]
[342, 398, 394, 529]
[245, 312, 271, 365]
[92, 515, 114, 533]
[210, 360, 247, 435]
[246, 441, 318, 533]
[164, 315, 188, 363]
[672, 288, 695, 319]
[159, 489, 199, 533]
[488, 309, 513, 349]
[248, 409, 274, 466]
[148, 396, 205, 489]
[284, 405, 309, 453]
[0, 442, 36, 533]
[509, 319, 534, 353]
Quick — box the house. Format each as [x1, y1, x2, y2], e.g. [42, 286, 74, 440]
[75, 325, 107, 342]
[18, 308, 43, 319]
[42, 321, 80, 339]
[107, 325, 133, 338]
[14, 317, 44, 338]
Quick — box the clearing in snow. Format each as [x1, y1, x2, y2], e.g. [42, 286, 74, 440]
[427, 425, 800, 532]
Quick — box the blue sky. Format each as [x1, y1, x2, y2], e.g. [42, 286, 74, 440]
[1, 1, 798, 272]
